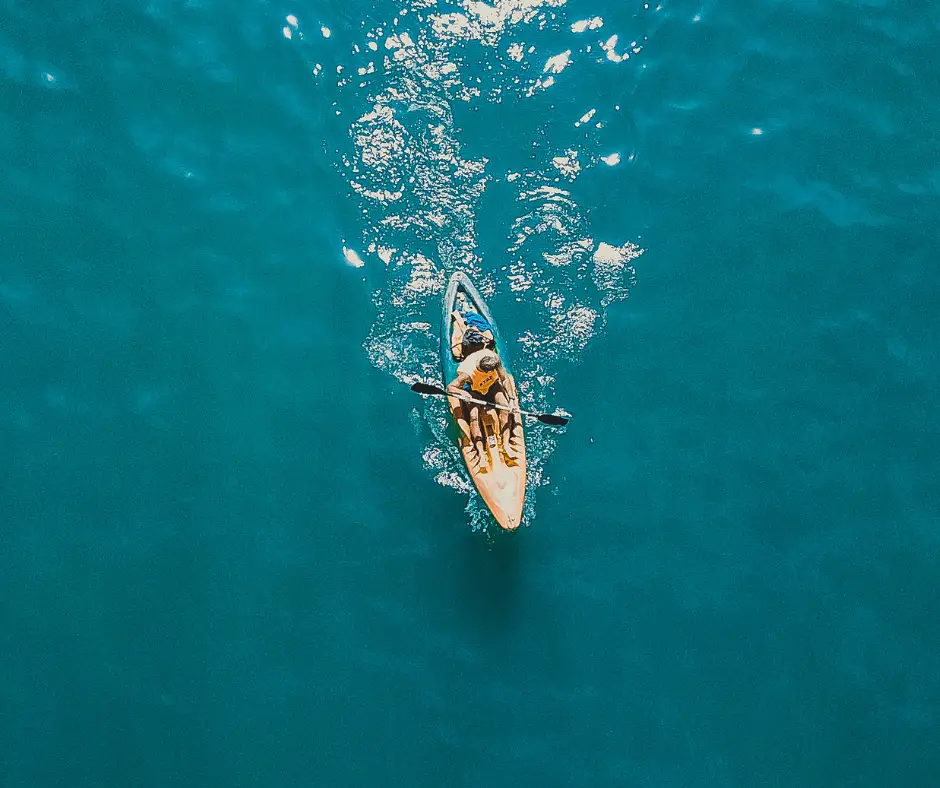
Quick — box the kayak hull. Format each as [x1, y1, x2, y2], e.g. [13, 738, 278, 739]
[441, 272, 527, 530]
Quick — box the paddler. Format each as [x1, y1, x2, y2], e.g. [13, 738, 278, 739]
[446, 347, 522, 472]
[450, 310, 495, 360]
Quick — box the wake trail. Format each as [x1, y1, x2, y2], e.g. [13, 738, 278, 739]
[287, 0, 650, 529]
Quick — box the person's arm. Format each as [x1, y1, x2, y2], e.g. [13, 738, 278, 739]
[499, 368, 518, 406]
[446, 372, 472, 399]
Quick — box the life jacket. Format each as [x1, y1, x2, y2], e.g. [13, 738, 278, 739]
[458, 350, 499, 395]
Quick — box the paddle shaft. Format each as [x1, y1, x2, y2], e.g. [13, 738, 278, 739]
[412, 383, 568, 425]
[453, 390, 535, 419]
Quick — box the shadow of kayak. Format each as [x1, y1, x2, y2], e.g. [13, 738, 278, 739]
[450, 529, 524, 641]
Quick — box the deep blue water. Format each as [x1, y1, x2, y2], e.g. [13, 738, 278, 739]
[2, 0, 939, 785]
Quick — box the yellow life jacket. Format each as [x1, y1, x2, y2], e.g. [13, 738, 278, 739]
[458, 350, 499, 395]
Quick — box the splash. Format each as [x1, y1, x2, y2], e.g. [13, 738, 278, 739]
[287, 1, 647, 530]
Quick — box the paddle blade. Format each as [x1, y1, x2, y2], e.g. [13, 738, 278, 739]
[411, 382, 446, 396]
[538, 413, 569, 426]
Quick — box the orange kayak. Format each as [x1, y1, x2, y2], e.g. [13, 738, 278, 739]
[441, 272, 526, 530]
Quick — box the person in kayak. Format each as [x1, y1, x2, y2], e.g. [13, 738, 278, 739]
[446, 348, 521, 472]
[450, 310, 495, 360]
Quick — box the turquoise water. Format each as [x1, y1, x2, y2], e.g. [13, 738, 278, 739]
[2, 0, 939, 784]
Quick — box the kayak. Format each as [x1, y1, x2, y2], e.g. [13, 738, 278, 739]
[441, 272, 527, 530]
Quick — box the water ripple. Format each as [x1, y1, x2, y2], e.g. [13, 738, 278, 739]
[287, 0, 646, 530]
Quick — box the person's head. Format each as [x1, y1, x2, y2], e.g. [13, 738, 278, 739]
[477, 351, 500, 373]
[461, 327, 486, 354]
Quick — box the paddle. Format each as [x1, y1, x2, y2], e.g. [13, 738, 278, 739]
[410, 382, 570, 426]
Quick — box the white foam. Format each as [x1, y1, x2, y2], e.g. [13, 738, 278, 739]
[543, 49, 572, 74]
[342, 247, 365, 267]
[575, 108, 596, 127]
[571, 17, 603, 33]
[551, 149, 581, 180]
[601, 34, 627, 62]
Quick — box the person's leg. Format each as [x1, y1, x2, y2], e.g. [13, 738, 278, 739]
[451, 313, 466, 360]
[467, 403, 489, 471]
[502, 375, 524, 455]
[493, 388, 518, 462]
[448, 395, 472, 444]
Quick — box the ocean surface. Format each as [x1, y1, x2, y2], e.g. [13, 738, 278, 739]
[2, 0, 939, 785]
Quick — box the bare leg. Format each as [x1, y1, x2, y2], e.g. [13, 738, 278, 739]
[467, 403, 489, 472]
[494, 390, 518, 463]
[451, 312, 466, 359]
[504, 376, 524, 459]
[457, 402, 482, 473]
[448, 396, 472, 444]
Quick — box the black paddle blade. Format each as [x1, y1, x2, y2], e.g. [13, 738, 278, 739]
[411, 382, 446, 396]
[538, 414, 569, 426]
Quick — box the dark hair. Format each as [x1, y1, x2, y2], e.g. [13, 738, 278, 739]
[461, 328, 486, 350]
[478, 352, 500, 372]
